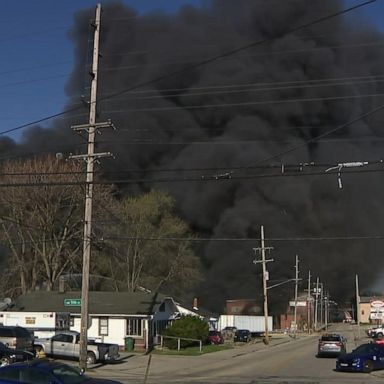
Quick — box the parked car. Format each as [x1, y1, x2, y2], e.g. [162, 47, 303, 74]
[0, 360, 123, 383]
[336, 343, 384, 372]
[0, 342, 34, 367]
[33, 331, 119, 364]
[234, 329, 251, 343]
[207, 331, 224, 345]
[317, 333, 347, 357]
[367, 326, 384, 339]
[222, 326, 237, 333]
[0, 326, 34, 353]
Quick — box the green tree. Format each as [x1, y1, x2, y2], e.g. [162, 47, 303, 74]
[163, 315, 209, 349]
[100, 190, 201, 296]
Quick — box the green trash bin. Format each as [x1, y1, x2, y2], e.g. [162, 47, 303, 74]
[125, 337, 135, 351]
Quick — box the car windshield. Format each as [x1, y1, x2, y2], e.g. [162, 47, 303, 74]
[52, 366, 89, 384]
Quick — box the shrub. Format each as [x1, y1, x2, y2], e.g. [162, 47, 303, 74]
[163, 315, 209, 349]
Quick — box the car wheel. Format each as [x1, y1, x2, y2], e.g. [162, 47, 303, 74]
[363, 360, 374, 373]
[0, 357, 11, 367]
[86, 351, 96, 365]
[377, 333, 383, 338]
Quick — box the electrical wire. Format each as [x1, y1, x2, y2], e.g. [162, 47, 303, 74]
[99, 41, 384, 74]
[101, 235, 384, 242]
[99, 76, 384, 102]
[0, 0, 375, 137]
[96, 73, 384, 105]
[0, 73, 72, 90]
[1, 159, 383, 177]
[101, 92, 384, 114]
[0, 167, 384, 188]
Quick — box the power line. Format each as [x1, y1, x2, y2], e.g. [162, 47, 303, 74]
[1, 167, 384, 188]
[0, 73, 72, 90]
[101, 235, 384, 242]
[0, 60, 73, 77]
[99, 40, 384, 74]
[77, 137, 384, 146]
[1, 159, 383, 177]
[0, 0, 375, 137]
[101, 92, 384, 114]
[99, 76, 384, 102]
[97, 73, 384, 97]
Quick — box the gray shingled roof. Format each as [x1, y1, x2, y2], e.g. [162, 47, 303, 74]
[11, 291, 167, 315]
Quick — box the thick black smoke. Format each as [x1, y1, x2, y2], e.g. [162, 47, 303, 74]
[3, 0, 384, 313]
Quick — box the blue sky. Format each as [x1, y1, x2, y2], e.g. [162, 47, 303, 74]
[0, 0, 382, 142]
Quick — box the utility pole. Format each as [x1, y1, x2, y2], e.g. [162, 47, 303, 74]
[356, 274, 361, 339]
[69, 4, 114, 370]
[320, 282, 324, 329]
[293, 255, 299, 337]
[307, 270, 311, 333]
[324, 291, 328, 330]
[314, 277, 319, 331]
[253, 225, 273, 345]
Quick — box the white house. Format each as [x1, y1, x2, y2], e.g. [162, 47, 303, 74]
[1, 290, 216, 351]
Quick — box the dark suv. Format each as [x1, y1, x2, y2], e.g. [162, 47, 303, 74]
[234, 329, 251, 343]
[0, 326, 34, 353]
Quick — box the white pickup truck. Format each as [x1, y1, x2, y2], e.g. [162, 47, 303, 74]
[367, 327, 384, 339]
[33, 331, 120, 364]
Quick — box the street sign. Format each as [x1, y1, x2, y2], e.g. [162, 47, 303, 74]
[289, 301, 307, 307]
[64, 299, 81, 307]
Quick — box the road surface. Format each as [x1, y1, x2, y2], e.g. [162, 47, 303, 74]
[85, 323, 384, 383]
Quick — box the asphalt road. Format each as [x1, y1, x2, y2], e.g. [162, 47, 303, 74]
[84, 323, 384, 384]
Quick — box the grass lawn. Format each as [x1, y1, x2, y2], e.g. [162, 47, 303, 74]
[152, 343, 233, 356]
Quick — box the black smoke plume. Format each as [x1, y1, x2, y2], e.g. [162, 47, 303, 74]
[2, 0, 384, 313]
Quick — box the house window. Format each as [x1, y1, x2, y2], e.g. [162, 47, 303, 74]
[126, 317, 142, 336]
[99, 317, 109, 336]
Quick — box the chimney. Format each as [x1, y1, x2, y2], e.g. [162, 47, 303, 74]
[193, 297, 198, 311]
[59, 276, 66, 293]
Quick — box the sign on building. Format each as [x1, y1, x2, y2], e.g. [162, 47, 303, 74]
[370, 300, 384, 320]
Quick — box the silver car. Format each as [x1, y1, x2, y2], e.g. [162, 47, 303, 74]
[317, 333, 347, 357]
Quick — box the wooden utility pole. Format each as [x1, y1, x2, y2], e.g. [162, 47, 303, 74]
[70, 4, 114, 370]
[356, 274, 361, 339]
[253, 225, 273, 345]
[307, 270, 311, 333]
[314, 277, 319, 331]
[320, 282, 324, 328]
[293, 255, 299, 337]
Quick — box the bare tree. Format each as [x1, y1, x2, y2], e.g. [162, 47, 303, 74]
[0, 156, 85, 294]
[100, 190, 201, 295]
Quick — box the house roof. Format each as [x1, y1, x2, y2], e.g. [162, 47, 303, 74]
[10, 291, 167, 316]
